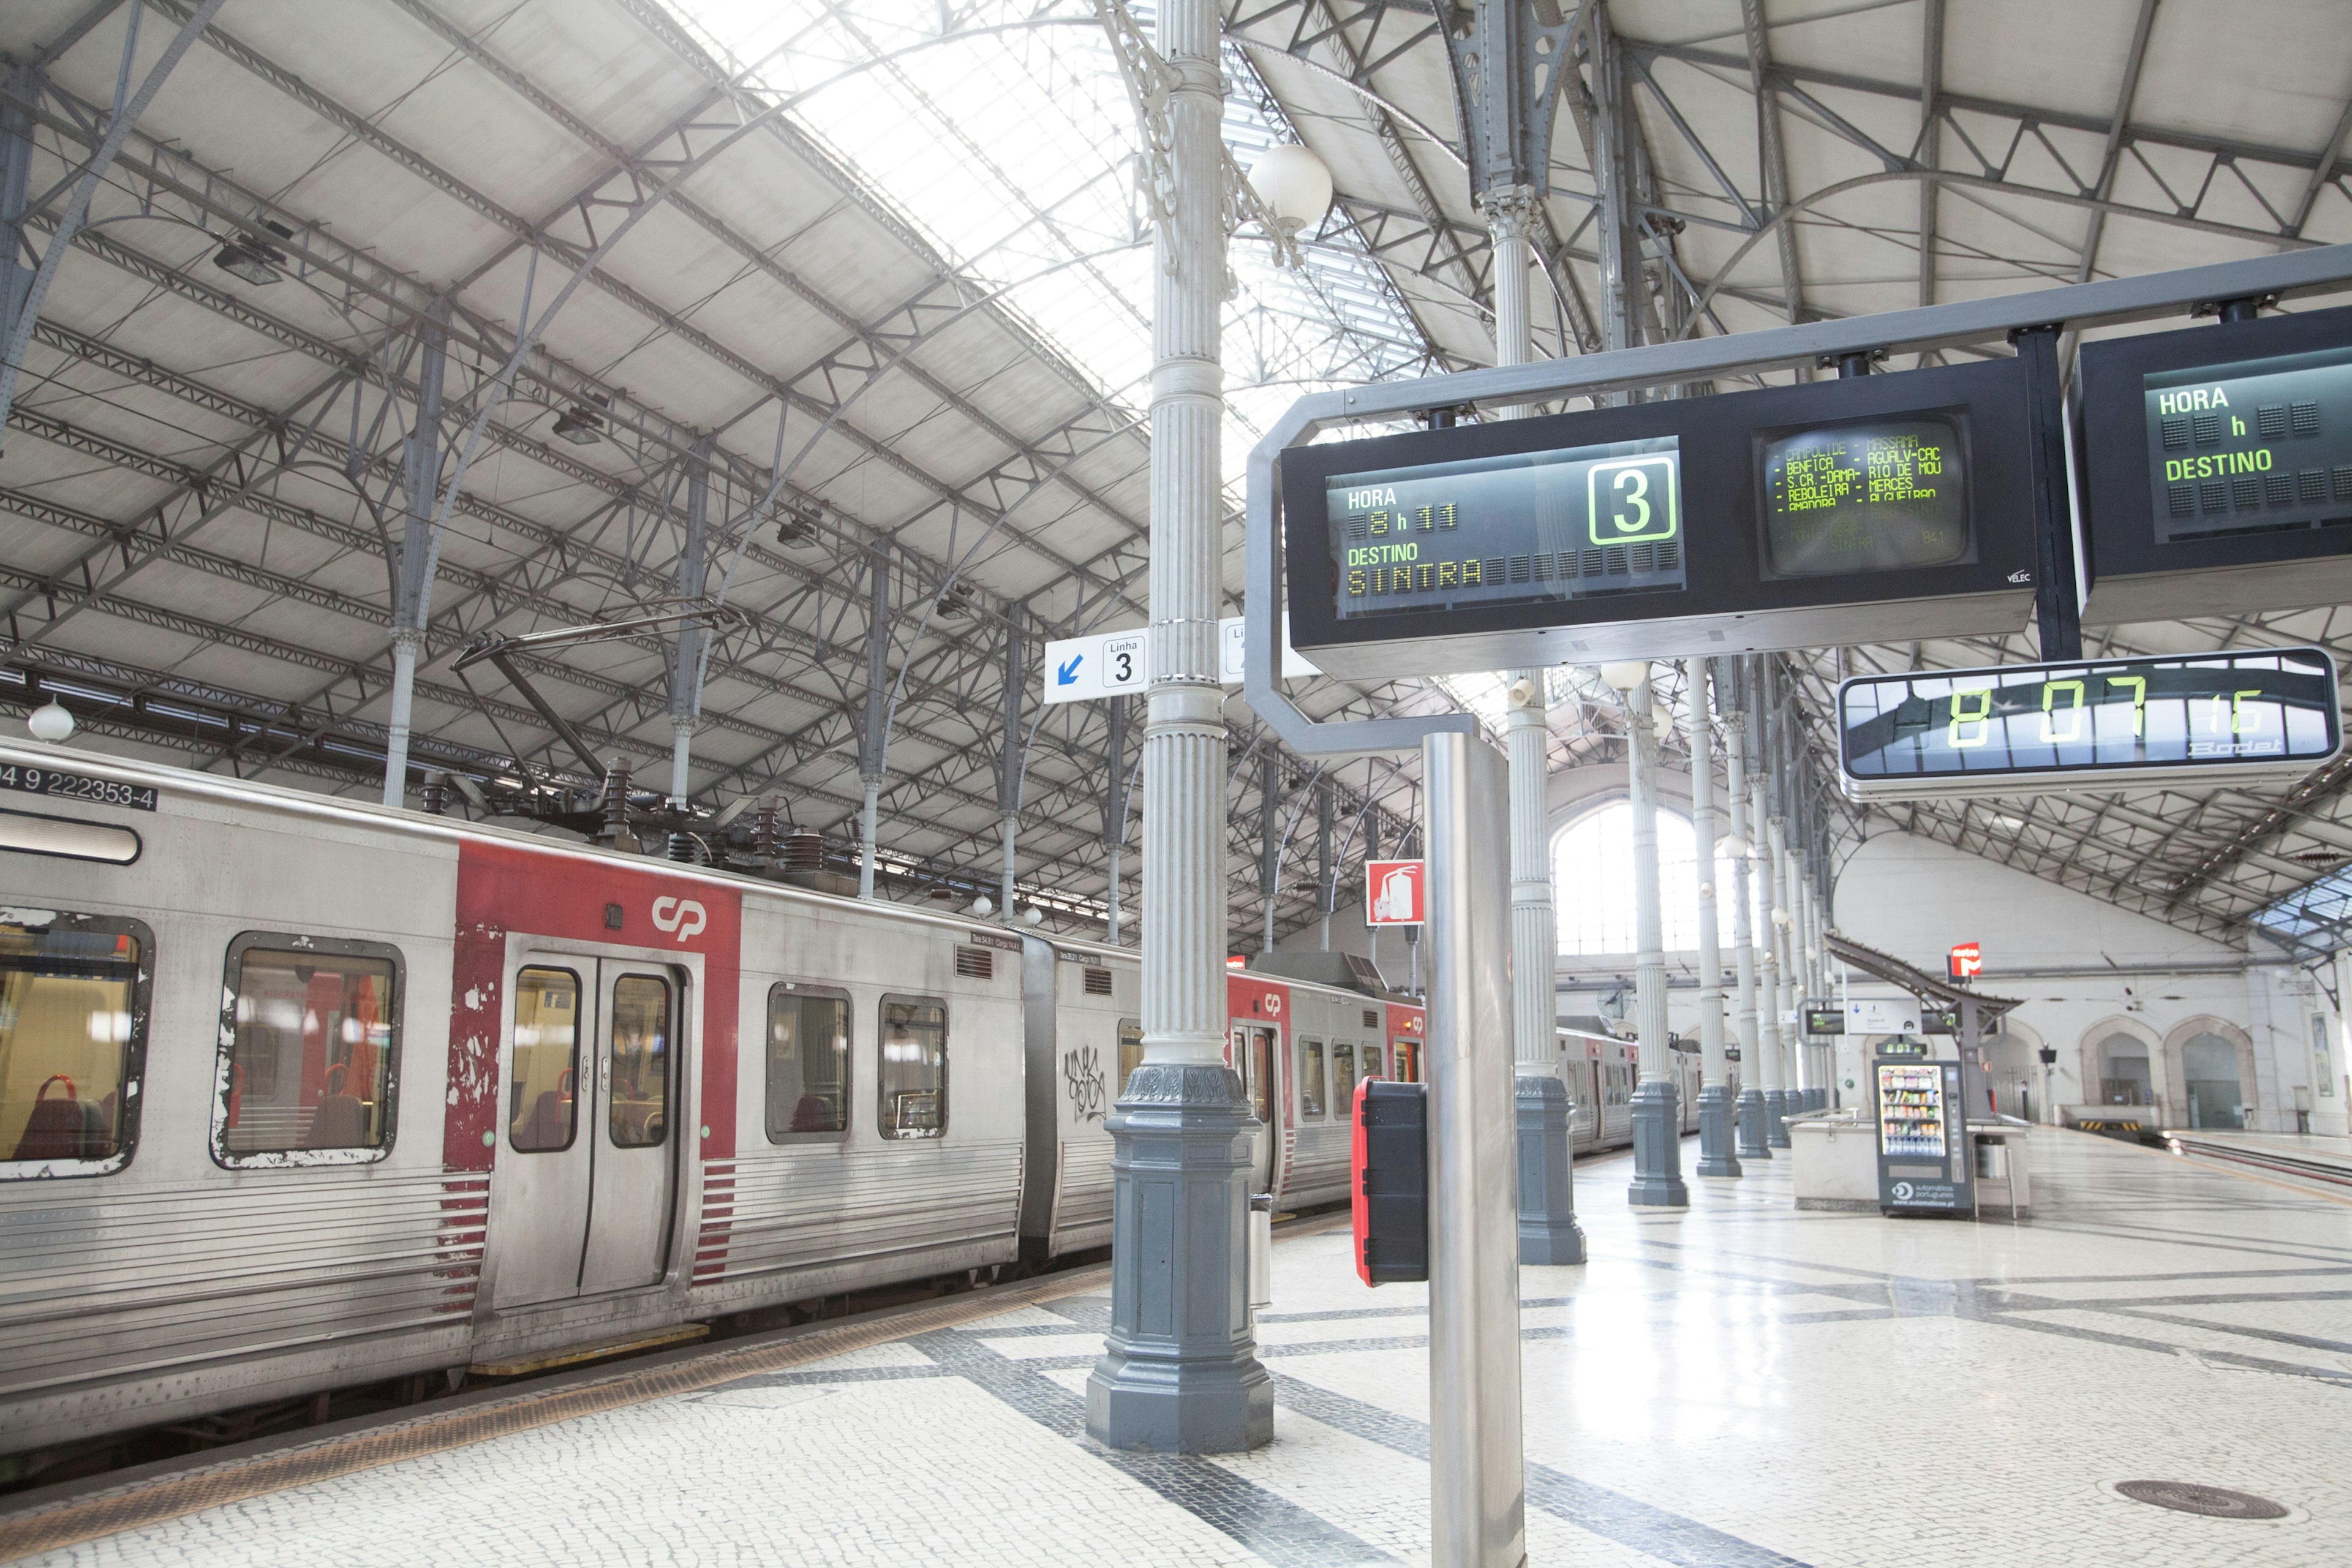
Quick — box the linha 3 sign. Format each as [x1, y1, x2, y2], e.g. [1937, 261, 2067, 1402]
[1042, 616, 1321, 704]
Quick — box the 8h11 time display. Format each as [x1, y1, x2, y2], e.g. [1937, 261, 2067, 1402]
[1838, 647, 2342, 801]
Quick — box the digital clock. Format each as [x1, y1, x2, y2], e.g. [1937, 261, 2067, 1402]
[1837, 647, 2342, 801]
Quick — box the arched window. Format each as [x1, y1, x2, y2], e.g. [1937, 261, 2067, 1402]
[1553, 802, 1727, 956]
[2095, 1035, 2151, 1106]
[2182, 1033, 2245, 1129]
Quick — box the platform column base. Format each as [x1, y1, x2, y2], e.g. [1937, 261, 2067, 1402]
[1516, 1071, 1587, 1264]
[1764, 1088, 1793, 1150]
[1627, 1080, 1690, 1207]
[1086, 1063, 1273, 1454]
[1695, 1083, 1742, 1177]
[1736, 1088, 1771, 1159]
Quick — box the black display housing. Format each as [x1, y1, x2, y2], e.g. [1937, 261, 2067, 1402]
[2078, 301, 2352, 624]
[1282, 356, 2043, 677]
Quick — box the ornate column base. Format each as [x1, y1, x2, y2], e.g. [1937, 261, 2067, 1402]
[1695, 1083, 1741, 1177]
[1087, 1064, 1273, 1453]
[1764, 1088, 1793, 1149]
[1735, 1088, 1771, 1160]
[1627, 1080, 1690, 1207]
[1515, 1072, 1586, 1264]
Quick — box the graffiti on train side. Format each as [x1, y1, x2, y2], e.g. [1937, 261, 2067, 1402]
[1064, 1045, 1107, 1122]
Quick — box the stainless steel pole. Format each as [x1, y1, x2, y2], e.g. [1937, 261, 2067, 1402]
[1691, 660, 1738, 1177]
[1424, 730, 1527, 1568]
[1088, 0, 1270, 1454]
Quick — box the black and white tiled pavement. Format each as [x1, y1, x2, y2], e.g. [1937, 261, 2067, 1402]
[13, 1131, 2350, 1567]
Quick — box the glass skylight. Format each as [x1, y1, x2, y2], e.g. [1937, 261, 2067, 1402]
[662, 1, 1444, 497]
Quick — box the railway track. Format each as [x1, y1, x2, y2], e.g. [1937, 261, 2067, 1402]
[2165, 1135, 2352, 1189]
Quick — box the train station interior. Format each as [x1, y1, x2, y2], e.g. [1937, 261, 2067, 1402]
[1, 2, 2349, 1565]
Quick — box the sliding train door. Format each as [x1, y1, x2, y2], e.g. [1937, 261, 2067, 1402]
[494, 957, 682, 1308]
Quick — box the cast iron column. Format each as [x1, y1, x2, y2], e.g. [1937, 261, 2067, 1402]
[1509, 667, 1583, 1261]
[1727, 667, 1768, 1160]
[381, 301, 447, 807]
[856, 547, 890, 899]
[1752, 772, 1787, 1147]
[1690, 660, 1738, 1177]
[1625, 669, 1687, 1206]
[1767, 810, 1797, 1145]
[1088, 0, 1272, 1454]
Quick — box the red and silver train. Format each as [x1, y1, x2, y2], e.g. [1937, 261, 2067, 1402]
[0, 739, 1436, 1460]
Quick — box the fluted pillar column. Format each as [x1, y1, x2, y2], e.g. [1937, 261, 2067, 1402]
[1690, 660, 1738, 1177]
[1088, 0, 1270, 1454]
[1621, 669, 1687, 1207]
[1727, 680, 1768, 1160]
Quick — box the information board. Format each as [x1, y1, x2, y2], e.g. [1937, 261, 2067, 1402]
[1283, 356, 2043, 677]
[2081, 303, 2352, 622]
[1837, 646, 2342, 801]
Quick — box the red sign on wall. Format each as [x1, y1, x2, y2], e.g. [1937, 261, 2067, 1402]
[1948, 941, 1983, 981]
[1366, 859, 1425, 925]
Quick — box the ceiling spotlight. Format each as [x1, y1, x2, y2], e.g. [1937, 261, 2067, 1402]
[935, 580, 975, 618]
[212, 224, 291, 286]
[26, 699, 74, 744]
[551, 403, 606, 445]
[775, 508, 821, 548]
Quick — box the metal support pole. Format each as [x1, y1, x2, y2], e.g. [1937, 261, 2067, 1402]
[1626, 671, 1688, 1206]
[1509, 670, 1583, 1261]
[1751, 671, 1788, 1144]
[665, 437, 714, 815]
[998, 606, 1027, 922]
[1315, 775, 1334, 950]
[0, 67, 38, 376]
[1103, 695, 1131, 945]
[1424, 731, 1527, 1568]
[382, 301, 448, 808]
[1691, 660, 1738, 1177]
[1728, 661, 1768, 1160]
[857, 548, 891, 900]
[1089, 0, 1270, 1455]
[1259, 750, 1281, 954]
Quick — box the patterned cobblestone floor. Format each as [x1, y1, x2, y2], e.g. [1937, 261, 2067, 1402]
[9, 1129, 2348, 1567]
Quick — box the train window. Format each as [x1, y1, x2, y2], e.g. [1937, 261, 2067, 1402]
[1, 911, 150, 1179]
[1117, 1018, 1143, 1097]
[216, 933, 402, 1166]
[1361, 1044, 1383, 1081]
[1298, 1037, 1326, 1118]
[608, 975, 670, 1149]
[1332, 1042, 1357, 1107]
[510, 967, 581, 1153]
[879, 995, 947, 1139]
[767, 984, 851, 1140]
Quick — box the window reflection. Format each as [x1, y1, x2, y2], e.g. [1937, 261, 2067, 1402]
[510, 968, 579, 1153]
[769, 986, 850, 1139]
[880, 996, 947, 1139]
[1, 918, 146, 1172]
[222, 942, 398, 1157]
[609, 976, 670, 1148]
[1298, 1038, 1326, 1119]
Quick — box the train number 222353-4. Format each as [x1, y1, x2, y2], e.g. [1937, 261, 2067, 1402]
[0, 764, 159, 812]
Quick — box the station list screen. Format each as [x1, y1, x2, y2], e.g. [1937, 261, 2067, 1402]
[1838, 648, 2340, 784]
[2144, 344, 2352, 543]
[1758, 415, 1970, 576]
[1327, 435, 1683, 620]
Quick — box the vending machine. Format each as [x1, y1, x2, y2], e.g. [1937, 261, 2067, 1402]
[1873, 1042, 1975, 1217]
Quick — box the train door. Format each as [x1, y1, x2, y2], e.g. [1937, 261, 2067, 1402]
[1230, 1024, 1278, 1191]
[1392, 1038, 1418, 1082]
[497, 958, 682, 1308]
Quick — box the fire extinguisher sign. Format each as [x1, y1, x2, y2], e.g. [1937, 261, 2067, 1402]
[1366, 859, 1426, 926]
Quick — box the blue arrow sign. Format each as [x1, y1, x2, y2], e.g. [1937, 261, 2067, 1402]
[1057, 655, 1084, 686]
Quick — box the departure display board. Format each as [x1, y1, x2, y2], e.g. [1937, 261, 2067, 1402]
[1329, 436, 1682, 620]
[1281, 355, 2041, 679]
[2145, 345, 2352, 543]
[2080, 303, 2352, 624]
[1760, 417, 1969, 576]
[1838, 647, 2341, 801]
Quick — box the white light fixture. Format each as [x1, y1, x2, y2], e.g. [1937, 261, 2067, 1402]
[1248, 143, 1333, 239]
[1772, 908, 1792, 927]
[1721, 832, 1750, 857]
[26, 700, 74, 743]
[969, 894, 993, 917]
[1023, 905, 1044, 927]
[1599, 660, 1651, 693]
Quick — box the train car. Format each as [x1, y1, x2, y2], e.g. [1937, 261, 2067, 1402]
[0, 737, 1425, 1461]
[1554, 1020, 1705, 1155]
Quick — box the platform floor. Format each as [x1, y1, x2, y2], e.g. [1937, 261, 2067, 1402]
[4, 1128, 2348, 1568]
